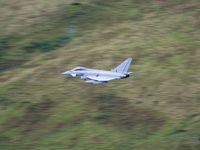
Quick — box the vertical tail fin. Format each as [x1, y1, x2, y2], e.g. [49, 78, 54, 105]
[111, 58, 132, 73]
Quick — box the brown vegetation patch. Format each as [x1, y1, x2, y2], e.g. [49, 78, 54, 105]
[3, 98, 54, 134]
[55, 114, 86, 129]
[158, 0, 199, 12]
[36, 113, 87, 140]
[66, 136, 77, 148]
[89, 93, 166, 133]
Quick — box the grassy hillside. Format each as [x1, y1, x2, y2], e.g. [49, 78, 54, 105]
[0, 0, 200, 149]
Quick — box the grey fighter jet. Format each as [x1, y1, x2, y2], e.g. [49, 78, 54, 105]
[62, 58, 133, 84]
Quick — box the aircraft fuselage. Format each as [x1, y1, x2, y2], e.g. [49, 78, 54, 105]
[62, 57, 133, 83]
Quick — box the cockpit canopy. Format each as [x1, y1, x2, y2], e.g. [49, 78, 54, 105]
[72, 67, 87, 71]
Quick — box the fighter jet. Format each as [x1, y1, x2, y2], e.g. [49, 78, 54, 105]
[62, 58, 133, 84]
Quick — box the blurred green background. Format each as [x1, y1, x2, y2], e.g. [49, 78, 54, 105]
[0, 0, 200, 149]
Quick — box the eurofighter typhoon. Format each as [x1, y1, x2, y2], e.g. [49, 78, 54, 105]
[62, 58, 133, 84]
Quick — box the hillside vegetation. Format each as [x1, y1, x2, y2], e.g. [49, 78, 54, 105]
[0, 0, 200, 150]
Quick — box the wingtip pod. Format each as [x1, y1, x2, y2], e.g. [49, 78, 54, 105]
[128, 72, 134, 74]
[85, 80, 108, 84]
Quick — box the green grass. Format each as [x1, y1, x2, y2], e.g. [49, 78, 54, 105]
[0, 0, 200, 149]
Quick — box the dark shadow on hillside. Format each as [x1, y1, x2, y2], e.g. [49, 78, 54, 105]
[88, 93, 166, 134]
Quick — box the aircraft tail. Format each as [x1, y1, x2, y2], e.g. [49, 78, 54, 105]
[111, 58, 132, 73]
